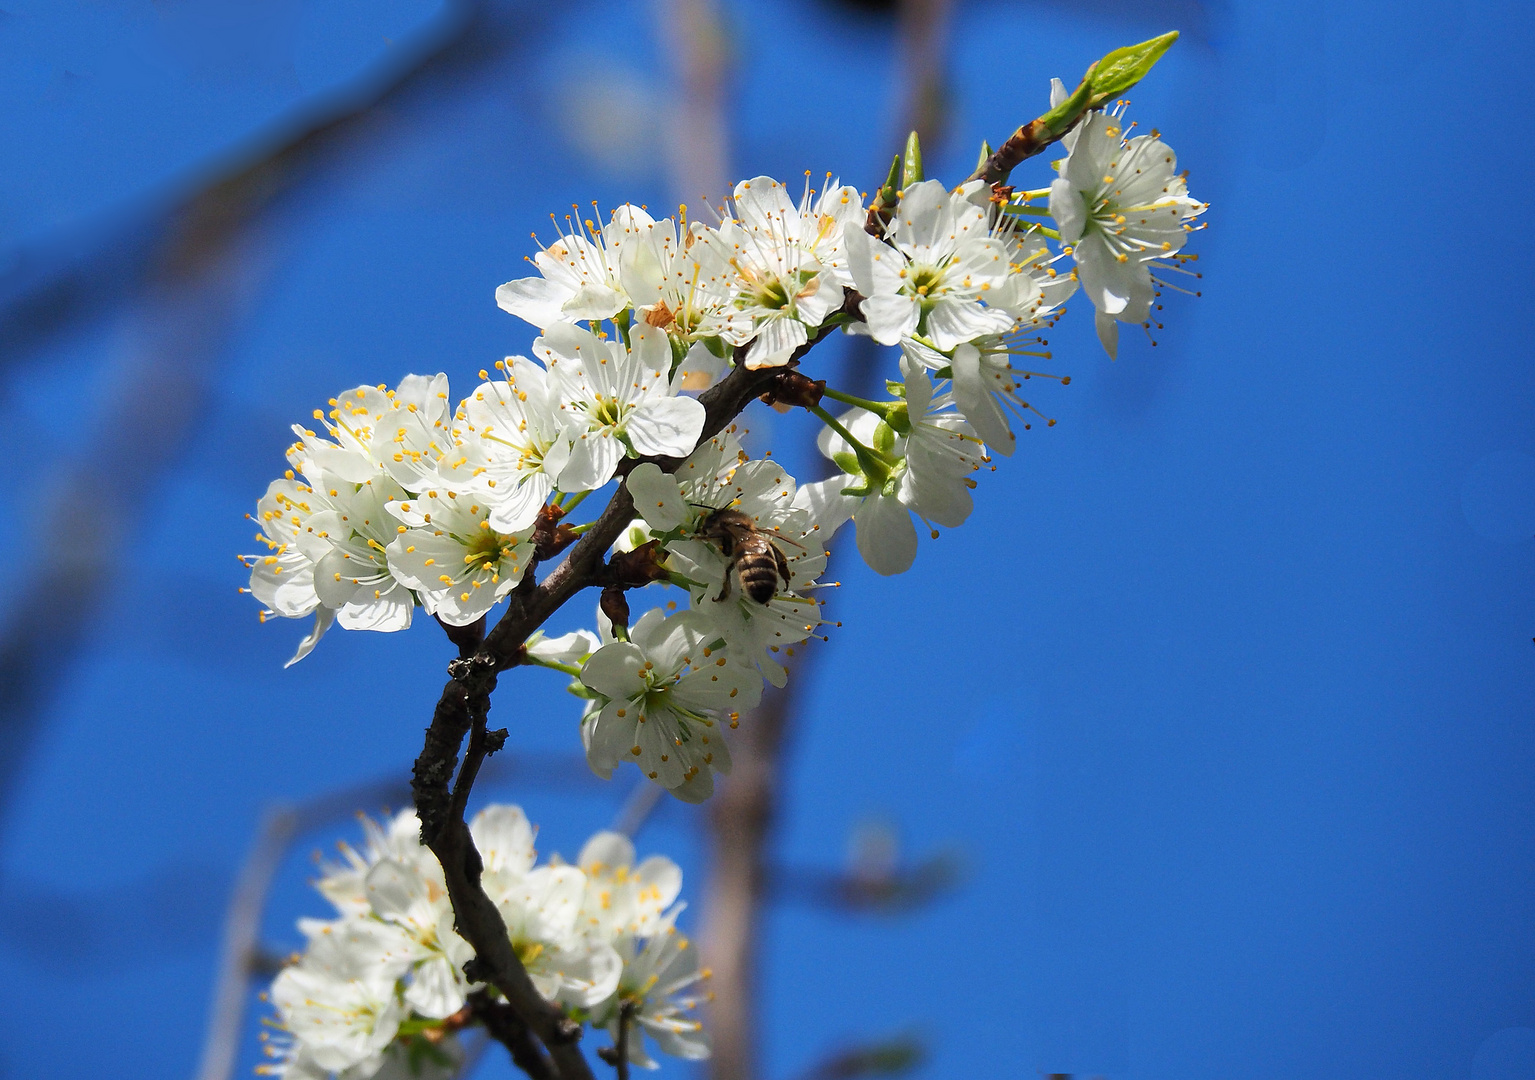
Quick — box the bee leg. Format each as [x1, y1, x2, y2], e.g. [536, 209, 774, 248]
[713, 568, 733, 603]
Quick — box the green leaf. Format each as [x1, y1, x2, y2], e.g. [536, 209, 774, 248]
[901, 131, 923, 187]
[1088, 30, 1179, 107]
[973, 139, 992, 174]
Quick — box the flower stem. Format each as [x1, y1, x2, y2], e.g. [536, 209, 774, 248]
[821, 386, 898, 418]
[559, 489, 593, 514]
[807, 404, 900, 478]
[1003, 205, 1054, 218]
[525, 655, 583, 677]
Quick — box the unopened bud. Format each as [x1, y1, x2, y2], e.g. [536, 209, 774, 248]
[1086, 30, 1179, 108]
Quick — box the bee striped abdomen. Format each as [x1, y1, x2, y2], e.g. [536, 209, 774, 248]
[736, 553, 781, 604]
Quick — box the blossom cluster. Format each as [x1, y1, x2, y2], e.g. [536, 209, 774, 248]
[241, 91, 1205, 806]
[262, 806, 707, 1079]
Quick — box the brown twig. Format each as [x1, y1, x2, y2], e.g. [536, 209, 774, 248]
[410, 345, 836, 1077]
[968, 115, 1074, 187]
[615, 1002, 635, 1080]
[471, 989, 559, 1080]
[195, 747, 597, 1080]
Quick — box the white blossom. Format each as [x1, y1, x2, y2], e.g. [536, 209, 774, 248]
[290, 376, 455, 492]
[944, 331, 1067, 456]
[844, 178, 1017, 350]
[491, 865, 623, 1008]
[615, 213, 737, 352]
[596, 910, 711, 1070]
[792, 408, 912, 574]
[794, 376, 980, 575]
[307, 475, 416, 633]
[362, 858, 477, 1019]
[241, 477, 335, 666]
[440, 356, 574, 532]
[537, 321, 706, 491]
[384, 488, 536, 626]
[313, 809, 442, 918]
[570, 830, 682, 941]
[469, 802, 539, 899]
[496, 204, 655, 328]
[1049, 107, 1204, 358]
[896, 354, 985, 529]
[270, 958, 403, 1075]
[988, 218, 1079, 324]
[525, 628, 602, 666]
[703, 175, 863, 368]
[626, 433, 831, 686]
[579, 608, 760, 801]
[267, 805, 696, 1079]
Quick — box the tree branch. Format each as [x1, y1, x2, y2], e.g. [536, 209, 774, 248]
[470, 989, 559, 1080]
[410, 341, 844, 1076]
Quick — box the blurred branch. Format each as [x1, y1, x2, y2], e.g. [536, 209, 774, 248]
[792, 1035, 925, 1080]
[611, 777, 665, 838]
[196, 804, 301, 1080]
[195, 750, 592, 1080]
[656, 0, 731, 207]
[0, 0, 537, 826]
[0, 0, 488, 363]
[895, 0, 953, 153]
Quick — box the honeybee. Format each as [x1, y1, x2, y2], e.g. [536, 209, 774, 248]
[698, 508, 802, 604]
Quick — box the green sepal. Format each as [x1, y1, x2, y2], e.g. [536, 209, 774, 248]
[832, 450, 862, 476]
[668, 331, 690, 378]
[839, 480, 873, 499]
[871, 152, 902, 218]
[901, 130, 923, 187]
[872, 421, 896, 455]
[974, 139, 993, 173]
[884, 402, 911, 435]
[703, 334, 730, 359]
[613, 307, 632, 348]
[885, 379, 907, 398]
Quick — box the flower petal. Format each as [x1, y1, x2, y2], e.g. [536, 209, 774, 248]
[854, 493, 918, 575]
[495, 276, 568, 329]
[626, 396, 706, 458]
[581, 642, 648, 698]
[626, 462, 688, 531]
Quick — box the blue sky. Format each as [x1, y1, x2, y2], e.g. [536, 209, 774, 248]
[1, 1, 1533, 1078]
